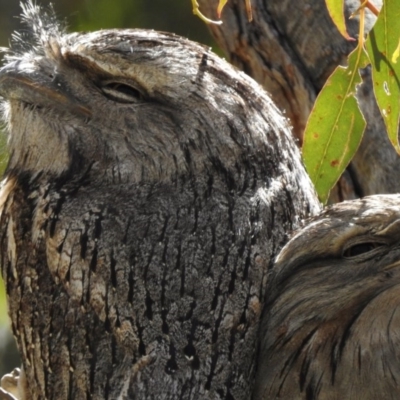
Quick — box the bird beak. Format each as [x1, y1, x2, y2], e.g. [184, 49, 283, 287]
[0, 60, 92, 119]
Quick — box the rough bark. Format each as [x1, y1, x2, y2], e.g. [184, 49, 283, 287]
[198, 0, 399, 201]
[0, 7, 320, 398]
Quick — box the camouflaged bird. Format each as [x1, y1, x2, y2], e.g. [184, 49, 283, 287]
[254, 194, 400, 400]
[0, 2, 318, 399]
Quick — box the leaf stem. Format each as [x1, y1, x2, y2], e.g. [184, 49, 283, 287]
[359, 0, 366, 49]
[365, 0, 379, 16]
[191, 0, 223, 24]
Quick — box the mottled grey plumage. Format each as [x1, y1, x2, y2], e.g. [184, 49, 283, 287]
[254, 194, 400, 399]
[0, 3, 318, 399]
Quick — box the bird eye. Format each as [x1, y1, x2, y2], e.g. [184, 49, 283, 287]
[101, 82, 143, 103]
[343, 242, 383, 258]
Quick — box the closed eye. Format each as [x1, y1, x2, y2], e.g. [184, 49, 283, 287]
[101, 82, 143, 103]
[342, 242, 385, 259]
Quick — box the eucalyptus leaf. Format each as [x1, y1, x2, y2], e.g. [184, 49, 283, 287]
[303, 47, 369, 203]
[325, 0, 353, 40]
[366, 0, 400, 153]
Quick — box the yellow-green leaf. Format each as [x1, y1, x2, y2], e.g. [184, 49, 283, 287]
[325, 0, 353, 41]
[302, 47, 368, 203]
[366, 0, 400, 153]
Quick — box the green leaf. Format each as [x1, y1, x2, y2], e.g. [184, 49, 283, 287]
[325, 0, 353, 41]
[365, 0, 400, 153]
[302, 47, 368, 204]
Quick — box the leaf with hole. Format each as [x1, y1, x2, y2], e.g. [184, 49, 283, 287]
[365, 0, 400, 153]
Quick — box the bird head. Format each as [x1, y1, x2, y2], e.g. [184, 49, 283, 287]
[255, 194, 400, 399]
[0, 2, 288, 188]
